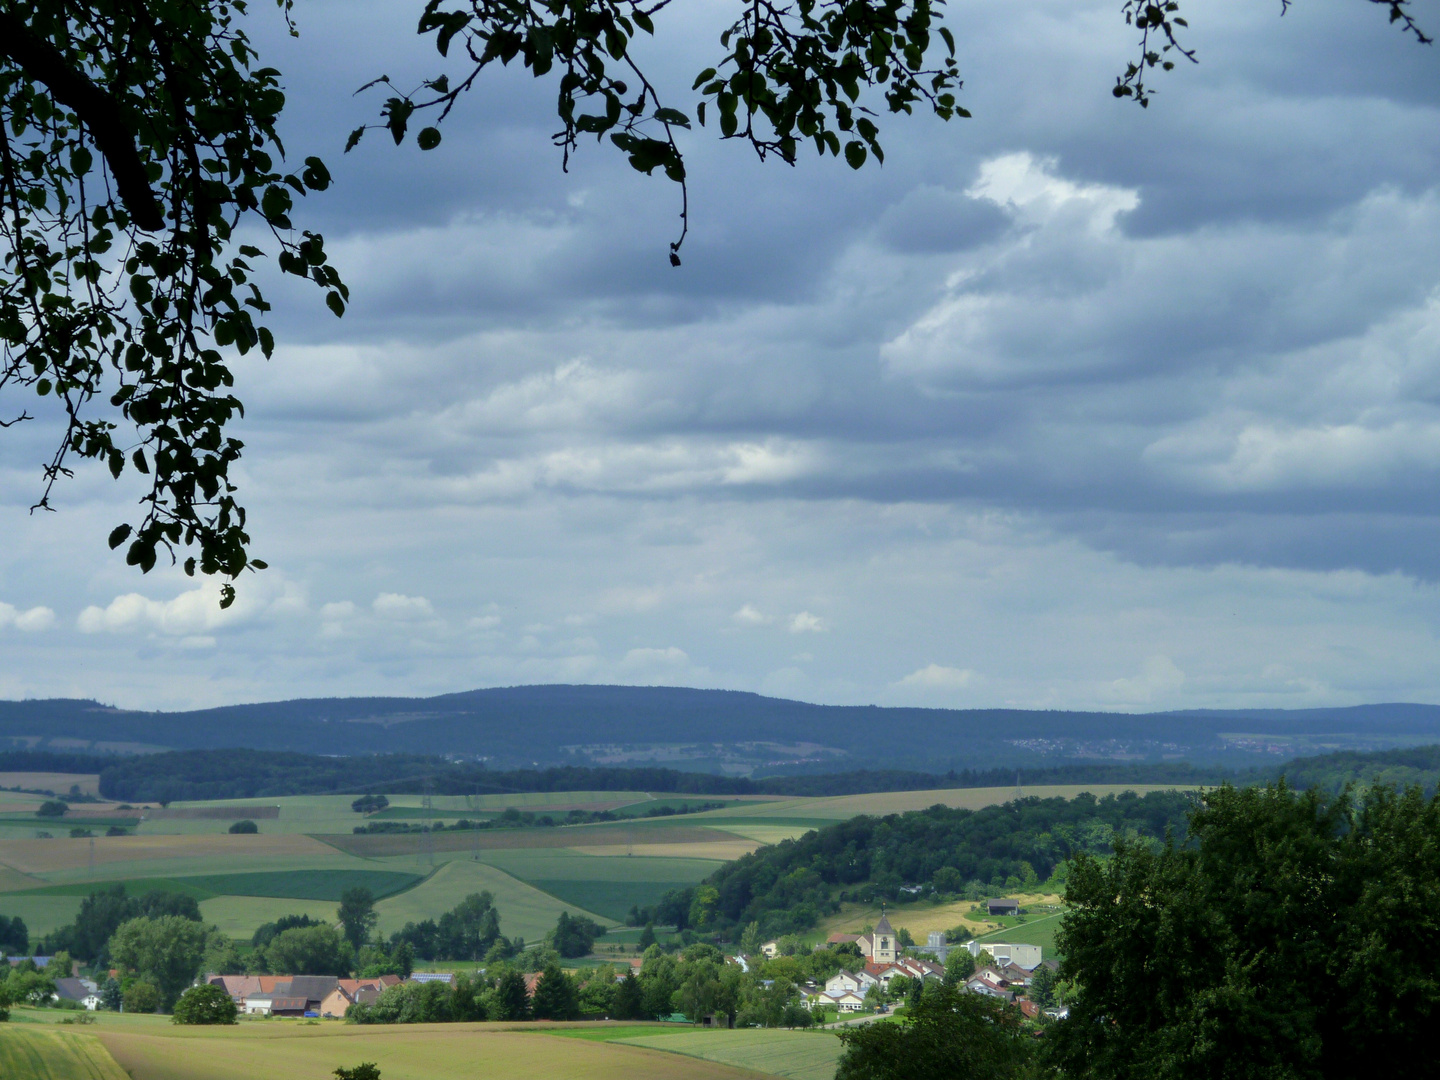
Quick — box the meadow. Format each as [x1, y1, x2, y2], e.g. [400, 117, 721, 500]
[0, 1010, 802, 1080]
[0, 781, 1164, 946]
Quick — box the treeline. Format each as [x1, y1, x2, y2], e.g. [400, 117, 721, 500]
[639, 790, 1198, 938]
[7, 743, 1436, 804]
[14, 747, 1234, 802]
[1275, 744, 1440, 796]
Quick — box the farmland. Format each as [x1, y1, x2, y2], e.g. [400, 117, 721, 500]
[0, 1010, 781, 1080]
[0, 780, 1172, 944]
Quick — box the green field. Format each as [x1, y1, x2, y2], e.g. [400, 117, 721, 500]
[611, 1028, 846, 1080]
[973, 909, 1067, 955]
[0, 1025, 129, 1080]
[0, 781, 1167, 948]
[8, 869, 423, 901]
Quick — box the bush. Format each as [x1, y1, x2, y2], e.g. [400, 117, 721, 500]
[106, 826, 129, 837]
[171, 984, 239, 1025]
[351, 795, 389, 814]
[123, 981, 161, 1014]
[228, 820, 258, 834]
[334, 1065, 381, 1080]
[36, 800, 68, 818]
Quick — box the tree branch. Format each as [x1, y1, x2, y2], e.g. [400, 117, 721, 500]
[0, 11, 165, 230]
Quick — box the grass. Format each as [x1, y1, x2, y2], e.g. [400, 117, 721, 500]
[199, 895, 348, 938]
[175, 869, 424, 900]
[0, 1025, 129, 1080]
[371, 856, 614, 940]
[973, 909, 1068, 955]
[525, 880, 683, 921]
[92, 1023, 766, 1080]
[611, 1028, 846, 1080]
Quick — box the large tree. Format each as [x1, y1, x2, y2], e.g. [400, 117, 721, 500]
[1, 0, 1430, 595]
[1050, 782, 1440, 1080]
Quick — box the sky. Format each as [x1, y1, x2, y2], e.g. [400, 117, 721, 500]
[3, 0, 1440, 712]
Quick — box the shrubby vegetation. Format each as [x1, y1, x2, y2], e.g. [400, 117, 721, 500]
[639, 790, 1195, 937]
[44, 885, 205, 963]
[171, 983, 239, 1025]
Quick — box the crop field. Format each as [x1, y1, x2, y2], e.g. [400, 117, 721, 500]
[86, 1020, 769, 1080]
[973, 909, 1068, 954]
[611, 1028, 846, 1080]
[0, 779, 1163, 946]
[0, 1025, 129, 1080]
[369, 857, 613, 940]
[0, 771, 102, 795]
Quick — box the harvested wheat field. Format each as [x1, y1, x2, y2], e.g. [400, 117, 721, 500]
[96, 1023, 769, 1080]
[0, 772, 102, 796]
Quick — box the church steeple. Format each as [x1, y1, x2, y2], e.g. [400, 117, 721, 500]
[873, 904, 896, 963]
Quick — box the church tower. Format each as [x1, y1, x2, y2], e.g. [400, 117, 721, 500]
[873, 908, 896, 964]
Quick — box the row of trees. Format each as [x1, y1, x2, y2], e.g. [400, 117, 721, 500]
[639, 790, 1196, 938]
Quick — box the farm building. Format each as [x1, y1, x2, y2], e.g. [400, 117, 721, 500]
[987, 898, 1020, 916]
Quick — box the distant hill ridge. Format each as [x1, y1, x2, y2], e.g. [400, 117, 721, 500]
[4, 684, 1440, 771]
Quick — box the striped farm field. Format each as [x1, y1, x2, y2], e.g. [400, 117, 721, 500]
[612, 1028, 846, 1080]
[372, 857, 614, 940]
[0, 771, 102, 796]
[0, 1025, 129, 1080]
[94, 1023, 769, 1080]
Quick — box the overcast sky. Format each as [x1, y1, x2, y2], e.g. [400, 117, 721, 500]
[3, 0, 1440, 712]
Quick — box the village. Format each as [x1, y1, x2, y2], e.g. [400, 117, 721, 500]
[11, 898, 1062, 1028]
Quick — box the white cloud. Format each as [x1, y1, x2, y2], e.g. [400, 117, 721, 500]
[732, 604, 772, 625]
[320, 601, 358, 620]
[898, 664, 976, 690]
[619, 646, 691, 672]
[372, 593, 435, 620]
[0, 603, 56, 632]
[788, 611, 829, 634]
[78, 586, 248, 636]
[1109, 656, 1187, 704]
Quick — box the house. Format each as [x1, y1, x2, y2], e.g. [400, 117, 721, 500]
[318, 976, 403, 1018]
[812, 990, 867, 1012]
[986, 898, 1020, 917]
[523, 972, 543, 998]
[246, 994, 309, 1017]
[965, 941, 1042, 970]
[53, 977, 101, 1010]
[863, 956, 943, 989]
[208, 974, 341, 1014]
[825, 971, 864, 995]
[826, 933, 860, 947]
[964, 973, 1014, 1002]
[761, 940, 780, 958]
[1019, 998, 1040, 1019]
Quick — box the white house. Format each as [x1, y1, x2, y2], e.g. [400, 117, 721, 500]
[813, 990, 867, 1013]
[761, 940, 780, 958]
[965, 941, 1042, 970]
[825, 971, 863, 995]
[53, 977, 101, 1010]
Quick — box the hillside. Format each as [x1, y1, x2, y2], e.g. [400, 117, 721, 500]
[5, 687, 1440, 772]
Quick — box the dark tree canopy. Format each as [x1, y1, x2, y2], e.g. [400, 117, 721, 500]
[1051, 782, 1440, 1080]
[1, 0, 1429, 594]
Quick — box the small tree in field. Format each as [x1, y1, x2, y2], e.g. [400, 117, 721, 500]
[334, 1065, 381, 1080]
[228, 820, 258, 834]
[171, 983, 238, 1025]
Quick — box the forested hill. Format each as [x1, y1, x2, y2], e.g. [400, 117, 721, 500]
[4, 686, 1440, 772]
[645, 790, 1198, 938]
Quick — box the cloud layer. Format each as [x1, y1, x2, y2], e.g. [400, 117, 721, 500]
[1, 0, 1438, 712]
